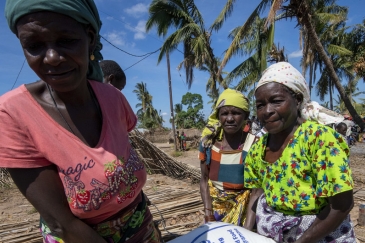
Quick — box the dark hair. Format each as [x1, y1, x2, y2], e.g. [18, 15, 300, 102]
[336, 122, 347, 130]
[99, 60, 126, 81]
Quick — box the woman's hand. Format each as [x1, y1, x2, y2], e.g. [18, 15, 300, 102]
[294, 190, 354, 243]
[8, 165, 107, 243]
[243, 188, 263, 231]
[200, 160, 215, 224]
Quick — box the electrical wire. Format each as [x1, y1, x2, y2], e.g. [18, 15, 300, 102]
[101, 35, 160, 57]
[11, 59, 25, 90]
[98, 9, 184, 55]
[124, 49, 160, 71]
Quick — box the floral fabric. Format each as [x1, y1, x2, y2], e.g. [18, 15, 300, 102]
[256, 194, 356, 243]
[244, 120, 353, 215]
[208, 180, 250, 226]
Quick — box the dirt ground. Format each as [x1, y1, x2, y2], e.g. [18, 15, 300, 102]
[0, 142, 364, 242]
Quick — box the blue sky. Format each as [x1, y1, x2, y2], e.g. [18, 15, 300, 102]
[1, 0, 364, 127]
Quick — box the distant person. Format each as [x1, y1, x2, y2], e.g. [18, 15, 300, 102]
[335, 122, 348, 138]
[100, 60, 126, 91]
[181, 131, 186, 151]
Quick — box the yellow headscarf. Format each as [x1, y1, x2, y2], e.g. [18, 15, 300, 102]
[201, 89, 249, 148]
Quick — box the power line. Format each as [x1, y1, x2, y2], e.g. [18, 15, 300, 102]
[11, 59, 25, 90]
[98, 9, 184, 55]
[101, 35, 160, 57]
[124, 49, 160, 71]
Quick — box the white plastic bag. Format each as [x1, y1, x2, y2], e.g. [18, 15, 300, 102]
[168, 222, 276, 243]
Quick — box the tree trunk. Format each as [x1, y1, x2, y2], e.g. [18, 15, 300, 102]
[329, 79, 333, 110]
[297, 0, 364, 130]
[166, 52, 178, 151]
[309, 61, 313, 96]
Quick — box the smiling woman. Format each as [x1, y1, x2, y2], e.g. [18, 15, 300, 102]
[243, 62, 356, 243]
[0, 0, 160, 243]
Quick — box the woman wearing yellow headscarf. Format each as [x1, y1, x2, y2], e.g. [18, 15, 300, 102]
[199, 89, 256, 226]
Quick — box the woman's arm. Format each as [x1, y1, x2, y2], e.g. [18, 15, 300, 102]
[294, 190, 354, 243]
[199, 160, 215, 222]
[243, 188, 264, 230]
[8, 165, 107, 243]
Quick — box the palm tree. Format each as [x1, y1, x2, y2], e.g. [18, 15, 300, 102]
[222, 17, 275, 91]
[133, 82, 162, 128]
[133, 82, 152, 114]
[173, 103, 184, 128]
[146, 0, 227, 89]
[299, 1, 349, 96]
[216, 0, 364, 129]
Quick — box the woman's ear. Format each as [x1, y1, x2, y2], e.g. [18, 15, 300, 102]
[296, 93, 303, 108]
[86, 26, 97, 52]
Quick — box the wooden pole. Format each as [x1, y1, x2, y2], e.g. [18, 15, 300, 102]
[166, 51, 178, 151]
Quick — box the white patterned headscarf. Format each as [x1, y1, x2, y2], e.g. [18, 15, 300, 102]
[256, 62, 344, 125]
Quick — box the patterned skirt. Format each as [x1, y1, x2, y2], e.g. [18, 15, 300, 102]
[208, 180, 250, 226]
[256, 194, 356, 243]
[40, 192, 160, 243]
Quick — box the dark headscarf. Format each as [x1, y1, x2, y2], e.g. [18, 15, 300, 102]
[5, 0, 103, 82]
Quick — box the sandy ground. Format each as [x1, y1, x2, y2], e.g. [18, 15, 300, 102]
[0, 142, 364, 242]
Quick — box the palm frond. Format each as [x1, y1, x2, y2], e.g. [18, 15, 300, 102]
[217, 0, 273, 77]
[210, 0, 237, 32]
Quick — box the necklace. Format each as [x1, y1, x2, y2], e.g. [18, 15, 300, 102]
[220, 131, 244, 151]
[46, 82, 102, 135]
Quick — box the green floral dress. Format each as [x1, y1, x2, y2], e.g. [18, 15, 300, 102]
[244, 120, 353, 215]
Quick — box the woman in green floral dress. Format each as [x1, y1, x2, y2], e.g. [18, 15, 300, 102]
[243, 62, 355, 243]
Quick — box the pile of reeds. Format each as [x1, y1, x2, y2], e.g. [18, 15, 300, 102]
[0, 220, 42, 243]
[143, 178, 203, 242]
[0, 169, 11, 188]
[129, 129, 201, 183]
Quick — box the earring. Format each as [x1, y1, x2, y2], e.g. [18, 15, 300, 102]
[90, 53, 95, 61]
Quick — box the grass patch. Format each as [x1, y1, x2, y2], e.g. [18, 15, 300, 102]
[27, 207, 38, 214]
[170, 151, 183, 157]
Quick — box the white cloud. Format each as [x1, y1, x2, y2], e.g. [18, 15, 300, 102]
[125, 20, 147, 40]
[124, 3, 148, 18]
[106, 16, 114, 21]
[288, 50, 303, 58]
[161, 112, 168, 116]
[105, 31, 126, 46]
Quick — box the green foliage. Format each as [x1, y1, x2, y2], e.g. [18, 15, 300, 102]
[133, 82, 164, 129]
[146, 0, 226, 91]
[174, 92, 205, 129]
[170, 151, 183, 157]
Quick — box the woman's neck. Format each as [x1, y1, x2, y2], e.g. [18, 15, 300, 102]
[268, 118, 304, 150]
[222, 130, 246, 150]
[47, 80, 92, 107]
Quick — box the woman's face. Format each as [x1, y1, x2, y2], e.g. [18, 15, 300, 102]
[16, 12, 96, 92]
[218, 106, 248, 135]
[255, 82, 300, 135]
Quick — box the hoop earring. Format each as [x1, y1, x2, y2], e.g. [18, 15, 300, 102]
[90, 53, 95, 61]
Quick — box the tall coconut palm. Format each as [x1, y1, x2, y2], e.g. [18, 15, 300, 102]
[266, 0, 364, 129]
[146, 0, 227, 89]
[216, 0, 364, 129]
[222, 17, 275, 91]
[133, 82, 162, 128]
[133, 82, 152, 114]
